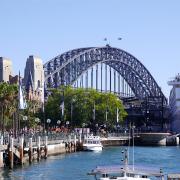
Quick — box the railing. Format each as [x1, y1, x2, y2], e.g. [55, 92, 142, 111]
[0, 131, 134, 148]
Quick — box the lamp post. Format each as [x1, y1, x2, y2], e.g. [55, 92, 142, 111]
[23, 116, 28, 135]
[46, 119, 51, 135]
[35, 118, 40, 134]
[57, 120, 61, 128]
[66, 121, 69, 129]
[71, 98, 75, 128]
[82, 123, 86, 134]
[95, 123, 98, 135]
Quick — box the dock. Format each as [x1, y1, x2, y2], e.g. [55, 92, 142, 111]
[0, 133, 82, 168]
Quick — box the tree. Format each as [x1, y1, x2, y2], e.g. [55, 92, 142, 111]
[0, 82, 18, 130]
[44, 86, 127, 130]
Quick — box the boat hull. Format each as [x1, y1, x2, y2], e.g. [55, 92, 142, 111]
[83, 144, 103, 151]
[100, 177, 150, 180]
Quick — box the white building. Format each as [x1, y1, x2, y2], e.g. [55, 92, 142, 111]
[0, 57, 13, 82]
[168, 74, 180, 133]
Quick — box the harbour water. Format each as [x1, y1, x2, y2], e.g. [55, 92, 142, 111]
[1, 146, 180, 180]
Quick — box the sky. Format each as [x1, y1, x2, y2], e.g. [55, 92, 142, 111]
[0, 0, 180, 98]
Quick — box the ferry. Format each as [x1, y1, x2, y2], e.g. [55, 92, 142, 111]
[83, 135, 103, 151]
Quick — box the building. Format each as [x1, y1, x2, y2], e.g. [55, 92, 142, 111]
[168, 74, 180, 133]
[0, 57, 13, 82]
[24, 55, 44, 102]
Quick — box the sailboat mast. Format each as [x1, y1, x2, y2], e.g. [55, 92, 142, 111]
[132, 124, 135, 171]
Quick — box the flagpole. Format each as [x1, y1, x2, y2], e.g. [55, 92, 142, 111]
[41, 74, 45, 135]
[18, 71, 27, 137]
[62, 90, 64, 123]
[17, 71, 21, 137]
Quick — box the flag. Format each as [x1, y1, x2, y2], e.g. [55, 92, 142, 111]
[41, 76, 45, 113]
[19, 72, 27, 110]
[116, 107, 119, 123]
[60, 101, 64, 116]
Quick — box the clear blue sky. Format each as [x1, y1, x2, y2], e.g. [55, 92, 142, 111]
[0, 0, 180, 98]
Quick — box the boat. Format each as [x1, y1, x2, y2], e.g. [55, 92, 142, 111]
[83, 135, 103, 151]
[88, 149, 164, 180]
[88, 125, 164, 180]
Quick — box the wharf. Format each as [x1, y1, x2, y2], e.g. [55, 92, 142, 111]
[101, 134, 130, 146]
[0, 133, 82, 169]
[135, 133, 180, 146]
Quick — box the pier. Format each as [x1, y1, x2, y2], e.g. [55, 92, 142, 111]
[0, 133, 80, 168]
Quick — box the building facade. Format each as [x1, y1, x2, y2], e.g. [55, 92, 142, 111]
[0, 57, 13, 82]
[24, 55, 44, 102]
[168, 74, 180, 133]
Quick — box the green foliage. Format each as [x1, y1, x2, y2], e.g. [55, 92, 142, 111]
[0, 82, 18, 129]
[0, 82, 41, 130]
[45, 86, 127, 129]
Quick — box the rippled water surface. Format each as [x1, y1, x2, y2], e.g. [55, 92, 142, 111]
[1, 146, 180, 180]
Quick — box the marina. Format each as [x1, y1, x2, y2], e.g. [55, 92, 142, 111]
[0, 132, 179, 169]
[0, 146, 180, 179]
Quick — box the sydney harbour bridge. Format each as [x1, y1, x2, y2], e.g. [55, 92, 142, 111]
[43, 45, 168, 128]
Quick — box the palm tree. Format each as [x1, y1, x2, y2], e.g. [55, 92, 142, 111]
[0, 82, 18, 131]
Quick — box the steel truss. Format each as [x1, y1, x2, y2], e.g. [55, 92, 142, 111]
[43, 45, 167, 105]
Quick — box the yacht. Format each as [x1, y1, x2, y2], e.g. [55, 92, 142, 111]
[83, 135, 103, 151]
[88, 149, 164, 180]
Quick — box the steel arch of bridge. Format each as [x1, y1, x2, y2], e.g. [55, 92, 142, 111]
[44, 45, 166, 104]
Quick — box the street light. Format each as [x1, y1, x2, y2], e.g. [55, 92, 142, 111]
[66, 121, 69, 129]
[95, 123, 98, 135]
[23, 116, 28, 134]
[71, 98, 75, 127]
[57, 120, 61, 127]
[46, 119, 51, 135]
[35, 118, 40, 134]
[35, 117, 40, 123]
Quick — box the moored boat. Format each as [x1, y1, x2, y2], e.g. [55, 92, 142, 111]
[88, 149, 164, 180]
[83, 135, 103, 151]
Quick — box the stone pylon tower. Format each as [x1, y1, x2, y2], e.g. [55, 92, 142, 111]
[24, 55, 44, 102]
[0, 57, 13, 82]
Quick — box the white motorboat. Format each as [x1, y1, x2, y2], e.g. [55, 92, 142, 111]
[83, 135, 103, 151]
